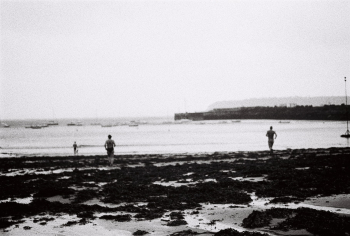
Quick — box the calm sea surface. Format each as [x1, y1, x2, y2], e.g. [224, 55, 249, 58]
[1, 118, 350, 157]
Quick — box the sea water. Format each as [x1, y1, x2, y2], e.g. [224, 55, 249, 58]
[1, 118, 349, 157]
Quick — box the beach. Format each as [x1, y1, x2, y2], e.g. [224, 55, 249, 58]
[1, 147, 350, 236]
[3, 0, 350, 235]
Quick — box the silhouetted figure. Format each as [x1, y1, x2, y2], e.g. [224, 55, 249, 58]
[266, 126, 277, 154]
[104, 134, 116, 166]
[73, 141, 78, 155]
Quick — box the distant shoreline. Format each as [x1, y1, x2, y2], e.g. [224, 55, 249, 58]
[1, 146, 350, 160]
[175, 105, 350, 121]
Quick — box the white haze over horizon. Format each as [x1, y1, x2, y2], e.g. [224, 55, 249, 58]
[1, 0, 349, 119]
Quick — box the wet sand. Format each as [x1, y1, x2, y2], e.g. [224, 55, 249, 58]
[1, 147, 350, 236]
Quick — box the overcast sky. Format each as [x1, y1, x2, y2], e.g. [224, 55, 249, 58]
[1, 0, 349, 119]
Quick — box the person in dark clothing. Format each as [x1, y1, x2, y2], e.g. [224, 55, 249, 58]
[266, 126, 277, 154]
[104, 134, 116, 166]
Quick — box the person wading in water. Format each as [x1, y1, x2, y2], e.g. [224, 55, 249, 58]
[104, 134, 116, 166]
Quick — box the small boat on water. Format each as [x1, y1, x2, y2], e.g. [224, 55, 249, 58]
[47, 121, 58, 125]
[30, 125, 42, 129]
[67, 121, 83, 126]
[25, 124, 47, 129]
[101, 124, 113, 127]
[129, 121, 139, 127]
[279, 121, 290, 123]
[1, 123, 10, 128]
[91, 123, 101, 126]
[231, 120, 241, 123]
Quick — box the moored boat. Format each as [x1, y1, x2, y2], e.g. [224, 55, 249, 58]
[67, 121, 83, 126]
[91, 123, 101, 126]
[47, 121, 59, 125]
[129, 121, 139, 127]
[1, 123, 10, 128]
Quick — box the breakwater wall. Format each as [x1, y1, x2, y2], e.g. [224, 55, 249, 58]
[174, 105, 350, 121]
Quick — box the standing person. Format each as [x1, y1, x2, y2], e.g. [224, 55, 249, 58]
[73, 141, 78, 155]
[266, 126, 277, 154]
[104, 134, 116, 166]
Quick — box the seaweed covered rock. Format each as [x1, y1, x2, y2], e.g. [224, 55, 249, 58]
[167, 219, 187, 226]
[269, 196, 302, 204]
[0, 219, 25, 229]
[73, 189, 100, 203]
[62, 218, 90, 227]
[242, 207, 350, 236]
[62, 220, 80, 227]
[34, 186, 74, 198]
[265, 208, 293, 218]
[214, 228, 269, 236]
[134, 208, 165, 220]
[170, 211, 185, 220]
[273, 207, 350, 236]
[242, 211, 272, 228]
[169, 229, 200, 235]
[133, 230, 149, 235]
[77, 211, 95, 219]
[100, 214, 132, 222]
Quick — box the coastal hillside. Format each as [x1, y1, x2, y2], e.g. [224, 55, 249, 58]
[208, 96, 349, 110]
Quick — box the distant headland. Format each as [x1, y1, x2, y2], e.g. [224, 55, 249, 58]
[207, 96, 349, 110]
[175, 96, 350, 121]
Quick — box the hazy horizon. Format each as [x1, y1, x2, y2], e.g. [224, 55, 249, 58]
[1, 0, 349, 119]
[2, 95, 350, 121]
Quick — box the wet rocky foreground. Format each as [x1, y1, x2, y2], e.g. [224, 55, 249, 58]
[0, 148, 350, 235]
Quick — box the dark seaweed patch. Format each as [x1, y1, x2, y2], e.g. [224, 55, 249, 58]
[0, 219, 25, 229]
[167, 219, 187, 226]
[214, 228, 269, 236]
[242, 211, 272, 228]
[169, 230, 200, 236]
[99, 214, 132, 222]
[133, 230, 149, 235]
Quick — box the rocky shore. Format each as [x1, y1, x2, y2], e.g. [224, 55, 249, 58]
[1, 148, 350, 235]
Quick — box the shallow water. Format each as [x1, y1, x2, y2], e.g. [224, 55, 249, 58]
[1, 118, 350, 157]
